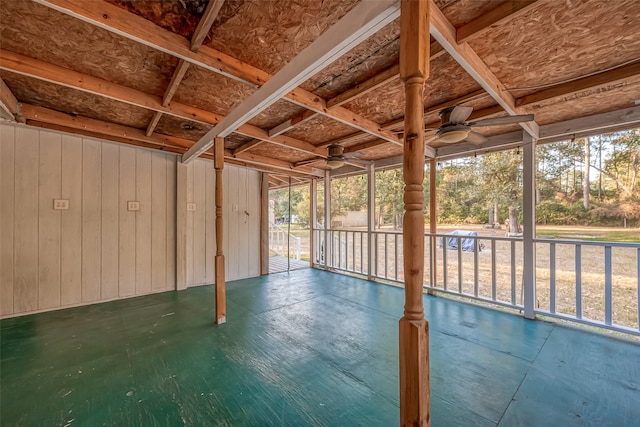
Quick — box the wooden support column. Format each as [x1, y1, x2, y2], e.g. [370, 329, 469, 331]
[399, 0, 430, 426]
[214, 137, 226, 324]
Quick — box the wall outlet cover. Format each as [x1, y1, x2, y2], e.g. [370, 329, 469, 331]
[53, 199, 69, 210]
[232, 204, 239, 212]
[127, 201, 140, 211]
[187, 203, 196, 211]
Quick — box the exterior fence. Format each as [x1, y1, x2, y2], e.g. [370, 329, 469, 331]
[313, 228, 640, 336]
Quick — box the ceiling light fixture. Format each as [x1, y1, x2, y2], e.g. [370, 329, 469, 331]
[326, 158, 345, 169]
[437, 129, 469, 143]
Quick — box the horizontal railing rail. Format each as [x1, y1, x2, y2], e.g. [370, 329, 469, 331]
[269, 223, 301, 261]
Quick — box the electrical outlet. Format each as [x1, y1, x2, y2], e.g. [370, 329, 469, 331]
[187, 203, 196, 211]
[53, 199, 69, 210]
[127, 201, 140, 211]
[232, 204, 239, 212]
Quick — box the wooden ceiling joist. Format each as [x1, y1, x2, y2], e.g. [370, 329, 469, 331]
[146, 1, 224, 136]
[429, 0, 539, 139]
[20, 103, 193, 149]
[33, 0, 266, 85]
[19, 103, 320, 178]
[182, 0, 401, 162]
[0, 49, 328, 159]
[35, 0, 403, 159]
[0, 77, 19, 121]
[268, 109, 317, 137]
[232, 139, 264, 155]
[0, 50, 222, 126]
[515, 61, 640, 107]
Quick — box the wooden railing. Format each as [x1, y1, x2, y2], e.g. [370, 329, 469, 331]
[313, 228, 640, 336]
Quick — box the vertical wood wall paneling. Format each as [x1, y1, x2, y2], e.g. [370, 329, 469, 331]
[176, 162, 187, 290]
[166, 155, 177, 291]
[205, 161, 215, 283]
[135, 149, 152, 294]
[82, 138, 102, 303]
[101, 142, 120, 300]
[186, 161, 194, 286]
[237, 168, 248, 277]
[60, 134, 83, 305]
[151, 152, 167, 292]
[248, 170, 261, 277]
[14, 127, 39, 312]
[0, 125, 15, 315]
[226, 166, 239, 281]
[118, 145, 137, 297]
[193, 160, 207, 285]
[38, 131, 62, 309]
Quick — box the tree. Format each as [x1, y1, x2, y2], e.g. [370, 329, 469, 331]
[583, 137, 591, 209]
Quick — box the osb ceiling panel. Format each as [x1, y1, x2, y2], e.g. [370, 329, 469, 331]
[248, 100, 307, 129]
[204, 0, 360, 75]
[154, 114, 212, 141]
[0, 0, 177, 98]
[284, 115, 359, 145]
[247, 142, 312, 163]
[522, 74, 640, 126]
[225, 133, 254, 150]
[470, 0, 640, 90]
[439, 0, 497, 28]
[105, 0, 208, 39]
[301, 19, 400, 98]
[343, 55, 482, 125]
[2, 71, 153, 129]
[173, 64, 255, 117]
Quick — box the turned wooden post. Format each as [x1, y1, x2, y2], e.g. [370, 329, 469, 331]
[214, 137, 226, 324]
[399, 0, 430, 425]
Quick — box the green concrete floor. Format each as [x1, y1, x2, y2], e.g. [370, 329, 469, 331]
[1, 269, 639, 426]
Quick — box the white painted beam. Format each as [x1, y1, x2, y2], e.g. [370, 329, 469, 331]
[429, 0, 539, 139]
[182, 0, 400, 163]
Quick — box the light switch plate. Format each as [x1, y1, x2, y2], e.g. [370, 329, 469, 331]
[53, 199, 69, 210]
[127, 201, 140, 211]
[187, 203, 196, 211]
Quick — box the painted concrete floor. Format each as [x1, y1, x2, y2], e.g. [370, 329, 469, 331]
[1, 269, 639, 427]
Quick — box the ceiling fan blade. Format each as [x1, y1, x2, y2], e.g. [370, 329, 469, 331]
[346, 158, 372, 166]
[344, 151, 363, 159]
[449, 105, 473, 123]
[465, 131, 487, 145]
[469, 114, 534, 127]
[425, 134, 438, 145]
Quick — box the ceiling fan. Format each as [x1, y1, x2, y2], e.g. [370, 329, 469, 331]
[326, 144, 369, 169]
[428, 106, 534, 145]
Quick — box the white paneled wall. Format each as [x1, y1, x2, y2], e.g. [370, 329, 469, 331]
[1, 123, 264, 317]
[0, 124, 177, 316]
[183, 159, 261, 285]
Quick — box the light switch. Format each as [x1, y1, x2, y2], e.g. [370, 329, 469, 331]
[127, 201, 140, 211]
[187, 203, 196, 211]
[53, 199, 69, 210]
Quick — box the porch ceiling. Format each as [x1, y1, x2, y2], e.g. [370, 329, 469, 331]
[1, 0, 639, 179]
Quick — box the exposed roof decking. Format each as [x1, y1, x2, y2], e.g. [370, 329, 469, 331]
[1, 0, 639, 175]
